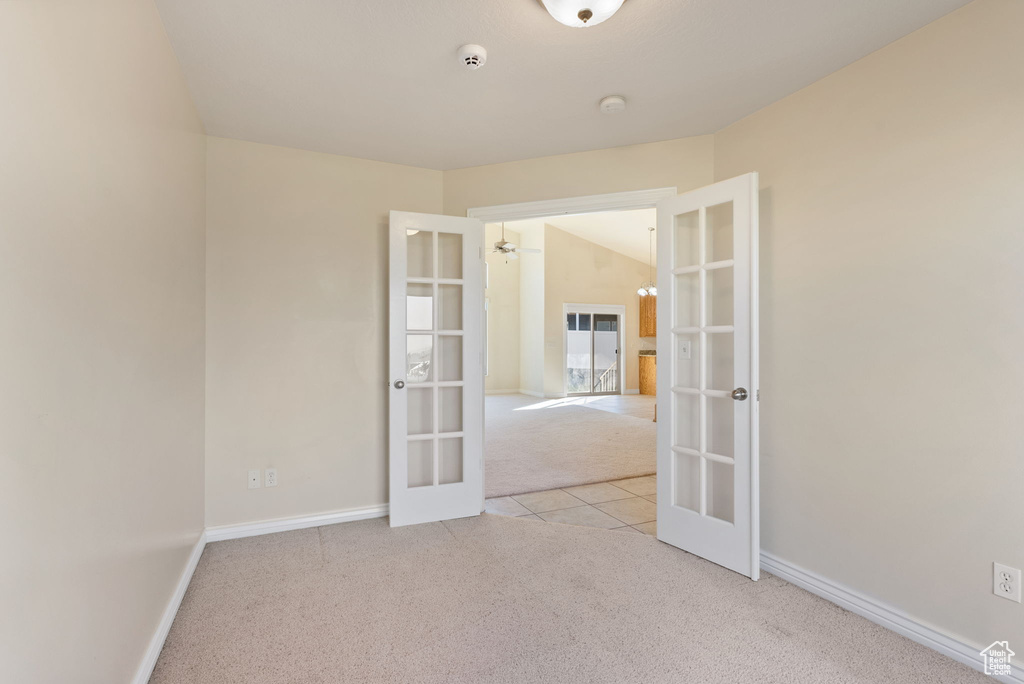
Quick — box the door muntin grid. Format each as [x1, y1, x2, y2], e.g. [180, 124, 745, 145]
[406, 229, 465, 488]
[671, 202, 737, 524]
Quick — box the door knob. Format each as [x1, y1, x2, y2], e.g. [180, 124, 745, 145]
[393, 380, 406, 389]
[731, 387, 748, 401]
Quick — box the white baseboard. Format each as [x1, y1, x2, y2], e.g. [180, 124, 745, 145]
[623, 389, 640, 395]
[132, 531, 207, 684]
[518, 389, 544, 398]
[134, 505, 389, 682]
[761, 552, 1023, 683]
[485, 389, 521, 395]
[205, 504, 389, 542]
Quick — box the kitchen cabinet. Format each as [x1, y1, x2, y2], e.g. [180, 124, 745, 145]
[639, 352, 656, 395]
[639, 295, 656, 337]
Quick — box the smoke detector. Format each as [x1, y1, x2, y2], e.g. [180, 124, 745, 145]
[457, 44, 487, 70]
[599, 95, 627, 114]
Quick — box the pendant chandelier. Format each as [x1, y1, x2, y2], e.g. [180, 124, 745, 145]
[637, 226, 656, 297]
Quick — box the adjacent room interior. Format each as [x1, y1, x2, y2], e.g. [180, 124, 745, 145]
[4, 1, 1022, 683]
[482, 210, 659, 531]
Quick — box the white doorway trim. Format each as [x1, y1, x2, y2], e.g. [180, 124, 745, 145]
[562, 303, 626, 397]
[466, 187, 678, 222]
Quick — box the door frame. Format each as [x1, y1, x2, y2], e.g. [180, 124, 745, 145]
[562, 303, 626, 397]
[467, 187, 678, 223]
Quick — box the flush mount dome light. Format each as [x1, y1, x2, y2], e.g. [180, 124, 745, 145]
[540, 0, 625, 27]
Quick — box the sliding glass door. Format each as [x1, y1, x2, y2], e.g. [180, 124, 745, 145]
[566, 312, 620, 395]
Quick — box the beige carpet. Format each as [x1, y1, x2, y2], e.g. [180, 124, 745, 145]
[151, 515, 984, 683]
[485, 394, 656, 498]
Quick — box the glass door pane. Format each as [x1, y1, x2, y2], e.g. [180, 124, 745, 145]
[566, 313, 591, 394]
[405, 228, 466, 489]
[593, 314, 618, 394]
[670, 203, 736, 524]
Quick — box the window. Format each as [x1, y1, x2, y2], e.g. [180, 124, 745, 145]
[595, 314, 618, 332]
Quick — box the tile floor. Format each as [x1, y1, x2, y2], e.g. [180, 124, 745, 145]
[484, 475, 658, 535]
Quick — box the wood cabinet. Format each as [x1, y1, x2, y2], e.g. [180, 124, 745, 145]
[639, 354, 657, 395]
[639, 295, 656, 337]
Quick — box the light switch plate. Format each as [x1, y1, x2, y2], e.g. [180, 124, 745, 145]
[679, 340, 691, 360]
[247, 470, 261, 489]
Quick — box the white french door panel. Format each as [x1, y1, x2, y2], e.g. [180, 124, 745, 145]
[389, 211, 484, 527]
[655, 173, 760, 579]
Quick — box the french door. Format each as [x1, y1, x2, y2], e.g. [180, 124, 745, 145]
[388, 211, 484, 527]
[656, 173, 760, 579]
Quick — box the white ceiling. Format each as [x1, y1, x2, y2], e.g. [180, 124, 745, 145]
[500, 207, 657, 266]
[549, 209, 657, 266]
[155, 0, 969, 170]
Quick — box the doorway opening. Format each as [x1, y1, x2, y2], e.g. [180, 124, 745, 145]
[389, 176, 758, 578]
[471, 190, 670, 533]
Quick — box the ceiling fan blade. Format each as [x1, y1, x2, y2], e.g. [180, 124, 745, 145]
[506, 251, 519, 260]
[503, 242, 518, 251]
[515, 247, 541, 253]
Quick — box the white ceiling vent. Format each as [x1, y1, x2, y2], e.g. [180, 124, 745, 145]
[457, 44, 487, 70]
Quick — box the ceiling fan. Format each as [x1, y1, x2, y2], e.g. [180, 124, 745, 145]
[491, 223, 541, 260]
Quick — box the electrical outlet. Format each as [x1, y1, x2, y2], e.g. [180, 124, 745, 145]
[265, 468, 278, 488]
[248, 470, 261, 489]
[993, 562, 1021, 603]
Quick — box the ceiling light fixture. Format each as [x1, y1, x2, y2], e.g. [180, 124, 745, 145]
[637, 226, 657, 297]
[539, 0, 625, 28]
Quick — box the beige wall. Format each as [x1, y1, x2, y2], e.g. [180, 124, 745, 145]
[715, 0, 1024, 651]
[518, 227, 547, 395]
[543, 226, 655, 395]
[205, 137, 442, 527]
[484, 225, 521, 392]
[0, 1, 206, 682]
[443, 136, 715, 217]
[3, 1, 1010, 676]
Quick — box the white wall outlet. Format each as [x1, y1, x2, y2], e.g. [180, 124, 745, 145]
[993, 562, 1021, 603]
[265, 468, 278, 488]
[247, 470, 261, 489]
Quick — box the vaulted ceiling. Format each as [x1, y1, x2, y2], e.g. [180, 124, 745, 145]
[499, 208, 658, 266]
[155, 0, 969, 170]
